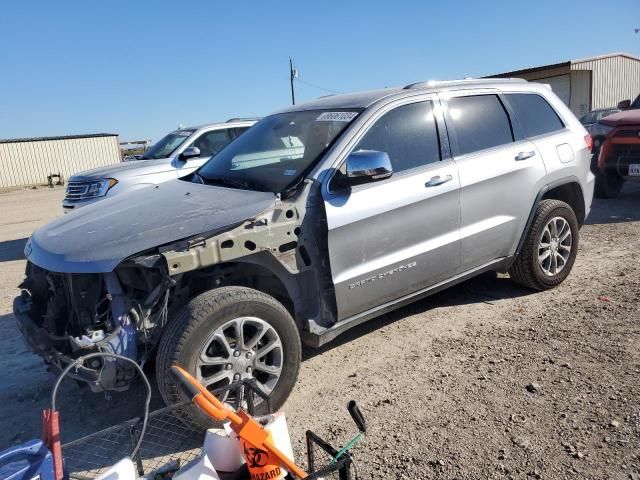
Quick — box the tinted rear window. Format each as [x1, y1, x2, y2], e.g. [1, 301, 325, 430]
[447, 95, 514, 156]
[505, 93, 564, 137]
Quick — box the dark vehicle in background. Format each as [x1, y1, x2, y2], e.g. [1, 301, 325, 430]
[579, 108, 621, 134]
[591, 95, 640, 198]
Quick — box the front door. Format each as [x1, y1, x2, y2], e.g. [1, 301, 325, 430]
[323, 99, 461, 320]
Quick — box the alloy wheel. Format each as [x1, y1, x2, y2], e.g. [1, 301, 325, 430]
[538, 216, 572, 276]
[195, 316, 283, 399]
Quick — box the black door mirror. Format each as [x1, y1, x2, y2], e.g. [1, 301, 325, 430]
[345, 150, 393, 185]
[180, 146, 201, 160]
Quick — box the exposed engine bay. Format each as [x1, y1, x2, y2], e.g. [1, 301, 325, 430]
[15, 256, 172, 391]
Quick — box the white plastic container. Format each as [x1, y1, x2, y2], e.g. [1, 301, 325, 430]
[94, 457, 137, 480]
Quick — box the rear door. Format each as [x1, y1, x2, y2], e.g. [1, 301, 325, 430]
[443, 92, 546, 272]
[323, 98, 461, 320]
[502, 92, 577, 175]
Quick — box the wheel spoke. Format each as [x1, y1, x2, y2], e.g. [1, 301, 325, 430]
[215, 333, 233, 358]
[231, 319, 246, 351]
[255, 338, 281, 361]
[254, 362, 281, 376]
[244, 322, 269, 351]
[201, 369, 233, 387]
[539, 249, 551, 263]
[198, 353, 229, 366]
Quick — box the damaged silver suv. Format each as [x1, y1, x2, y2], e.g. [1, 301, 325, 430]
[14, 79, 594, 422]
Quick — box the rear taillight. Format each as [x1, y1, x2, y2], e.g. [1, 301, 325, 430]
[584, 134, 593, 151]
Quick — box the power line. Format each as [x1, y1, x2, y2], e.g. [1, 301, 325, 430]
[296, 78, 341, 95]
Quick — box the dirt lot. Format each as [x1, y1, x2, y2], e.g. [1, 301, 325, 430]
[0, 185, 639, 479]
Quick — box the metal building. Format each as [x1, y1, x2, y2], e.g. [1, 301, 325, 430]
[485, 52, 640, 117]
[0, 133, 120, 189]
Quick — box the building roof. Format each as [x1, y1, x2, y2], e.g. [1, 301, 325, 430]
[0, 133, 118, 144]
[485, 52, 640, 78]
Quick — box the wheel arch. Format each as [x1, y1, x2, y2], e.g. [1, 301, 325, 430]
[511, 177, 585, 264]
[174, 251, 333, 338]
[541, 180, 586, 227]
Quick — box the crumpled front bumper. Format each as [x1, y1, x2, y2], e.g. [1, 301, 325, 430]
[13, 292, 101, 386]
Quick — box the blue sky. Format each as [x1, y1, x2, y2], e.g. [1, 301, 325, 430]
[1, 0, 638, 142]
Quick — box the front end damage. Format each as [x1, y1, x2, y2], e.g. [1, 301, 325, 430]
[14, 181, 337, 392]
[15, 256, 172, 391]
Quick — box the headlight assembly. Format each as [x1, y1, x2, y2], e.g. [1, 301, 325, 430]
[65, 178, 118, 200]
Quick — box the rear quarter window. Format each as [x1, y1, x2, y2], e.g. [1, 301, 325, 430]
[505, 93, 565, 137]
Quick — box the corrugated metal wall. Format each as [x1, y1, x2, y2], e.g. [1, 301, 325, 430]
[572, 55, 640, 110]
[569, 70, 591, 117]
[0, 135, 121, 189]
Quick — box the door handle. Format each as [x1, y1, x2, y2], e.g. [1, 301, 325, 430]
[425, 174, 453, 187]
[515, 151, 536, 161]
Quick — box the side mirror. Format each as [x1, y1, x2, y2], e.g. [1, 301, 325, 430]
[617, 99, 631, 109]
[180, 146, 201, 160]
[345, 150, 393, 185]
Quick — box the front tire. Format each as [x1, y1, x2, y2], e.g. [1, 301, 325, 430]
[156, 286, 301, 427]
[509, 199, 579, 290]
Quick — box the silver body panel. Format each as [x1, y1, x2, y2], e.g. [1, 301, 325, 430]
[30, 180, 275, 273]
[307, 82, 594, 321]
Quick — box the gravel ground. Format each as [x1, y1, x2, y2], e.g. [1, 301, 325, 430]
[0, 184, 638, 479]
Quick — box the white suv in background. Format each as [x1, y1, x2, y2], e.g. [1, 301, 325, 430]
[62, 118, 257, 212]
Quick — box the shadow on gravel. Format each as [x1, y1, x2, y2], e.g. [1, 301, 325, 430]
[586, 182, 640, 225]
[0, 237, 27, 262]
[303, 271, 533, 360]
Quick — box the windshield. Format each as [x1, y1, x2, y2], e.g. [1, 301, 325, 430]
[141, 130, 194, 159]
[631, 94, 640, 110]
[197, 109, 361, 193]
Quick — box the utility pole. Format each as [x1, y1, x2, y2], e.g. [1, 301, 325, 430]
[289, 57, 298, 105]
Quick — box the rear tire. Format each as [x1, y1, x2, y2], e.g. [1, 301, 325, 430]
[156, 286, 301, 428]
[594, 171, 624, 198]
[509, 200, 579, 290]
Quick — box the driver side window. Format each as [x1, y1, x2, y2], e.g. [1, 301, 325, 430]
[193, 129, 231, 157]
[354, 101, 441, 173]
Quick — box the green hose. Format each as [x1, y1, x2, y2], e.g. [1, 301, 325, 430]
[330, 432, 364, 464]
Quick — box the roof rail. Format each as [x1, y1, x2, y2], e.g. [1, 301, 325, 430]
[403, 78, 527, 90]
[225, 117, 261, 123]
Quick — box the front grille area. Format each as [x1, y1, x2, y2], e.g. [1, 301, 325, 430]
[65, 182, 90, 200]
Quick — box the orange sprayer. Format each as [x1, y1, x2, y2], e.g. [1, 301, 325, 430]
[170, 365, 307, 480]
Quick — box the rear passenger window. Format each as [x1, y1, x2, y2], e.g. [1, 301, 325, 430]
[506, 93, 564, 137]
[446, 95, 514, 156]
[353, 101, 440, 173]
